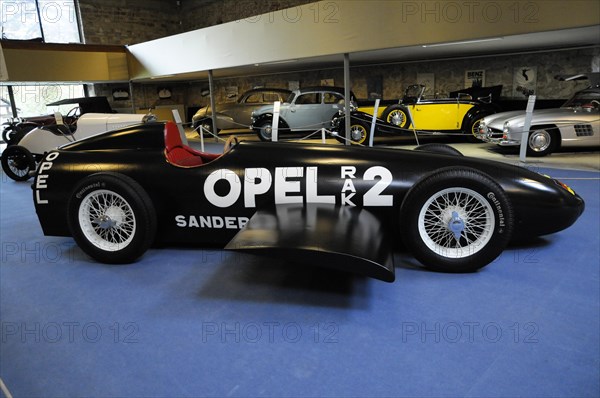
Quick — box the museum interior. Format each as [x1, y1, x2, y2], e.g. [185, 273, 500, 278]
[1, 1, 599, 396]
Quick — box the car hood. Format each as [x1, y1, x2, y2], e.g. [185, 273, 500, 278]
[483, 107, 580, 129]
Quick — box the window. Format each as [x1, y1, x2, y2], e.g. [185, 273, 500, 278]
[1, 0, 81, 43]
[324, 92, 344, 104]
[9, 83, 85, 117]
[295, 93, 320, 105]
[244, 93, 262, 103]
[263, 92, 284, 102]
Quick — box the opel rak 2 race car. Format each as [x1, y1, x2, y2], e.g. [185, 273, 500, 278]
[31, 122, 584, 282]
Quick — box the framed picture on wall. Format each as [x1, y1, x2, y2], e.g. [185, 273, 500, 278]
[465, 70, 485, 87]
[225, 86, 238, 101]
[157, 87, 172, 99]
[513, 66, 537, 97]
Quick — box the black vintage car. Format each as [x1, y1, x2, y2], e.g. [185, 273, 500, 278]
[31, 121, 584, 282]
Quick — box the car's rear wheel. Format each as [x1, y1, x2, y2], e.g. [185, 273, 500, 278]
[401, 167, 513, 272]
[67, 172, 156, 264]
[381, 105, 411, 128]
[1, 145, 36, 181]
[527, 125, 558, 157]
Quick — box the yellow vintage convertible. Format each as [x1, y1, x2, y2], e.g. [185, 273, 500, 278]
[356, 84, 500, 142]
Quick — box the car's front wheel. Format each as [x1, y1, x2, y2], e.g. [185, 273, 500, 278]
[255, 120, 273, 141]
[1, 145, 36, 181]
[334, 120, 370, 145]
[67, 172, 157, 263]
[401, 167, 513, 273]
[527, 125, 558, 157]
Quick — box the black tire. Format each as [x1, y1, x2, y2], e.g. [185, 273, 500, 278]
[1, 145, 36, 181]
[526, 125, 559, 157]
[400, 167, 513, 273]
[381, 104, 411, 128]
[67, 172, 157, 264]
[414, 143, 463, 156]
[334, 120, 370, 145]
[255, 120, 273, 141]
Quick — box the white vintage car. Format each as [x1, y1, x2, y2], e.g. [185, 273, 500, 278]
[477, 86, 600, 156]
[1, 112, 156, 181]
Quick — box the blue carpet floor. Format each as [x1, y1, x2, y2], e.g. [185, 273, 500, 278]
[1, 168, 599, 397]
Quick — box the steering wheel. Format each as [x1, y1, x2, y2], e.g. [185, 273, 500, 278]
[64, 106, 80, 126]
[223, 135, 239, 153]
[591, 100, 600, 109]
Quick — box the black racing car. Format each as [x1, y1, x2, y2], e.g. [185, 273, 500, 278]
[30, 121, 584, 282]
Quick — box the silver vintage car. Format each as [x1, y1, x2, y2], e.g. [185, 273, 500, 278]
[477, 85, 600, 156]
[191, 88, 291, 135]
[251, 86, 356, 141]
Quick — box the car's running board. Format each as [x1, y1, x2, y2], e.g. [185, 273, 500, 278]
[225, 204, 395, 282]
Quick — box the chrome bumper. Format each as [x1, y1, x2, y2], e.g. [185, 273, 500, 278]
[475, 127, 520, 147]
[477, 135, 520, 146]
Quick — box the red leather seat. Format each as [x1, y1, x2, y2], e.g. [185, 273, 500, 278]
[164, 121, 218, 167]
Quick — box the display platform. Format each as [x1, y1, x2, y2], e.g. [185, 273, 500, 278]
[1, 167, 598, 397]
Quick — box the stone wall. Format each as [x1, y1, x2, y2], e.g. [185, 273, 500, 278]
[180, 0, 315, 31]
[79, 0, 313, 45]
[79, 0, 182, 45]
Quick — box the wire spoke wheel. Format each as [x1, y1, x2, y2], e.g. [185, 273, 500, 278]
[1, 145, 35, 181]
[401, 167, 513, 273]
[418, 187, 494, 258]
[78, 190, 137, 252]
[68, 173, 156, 263]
